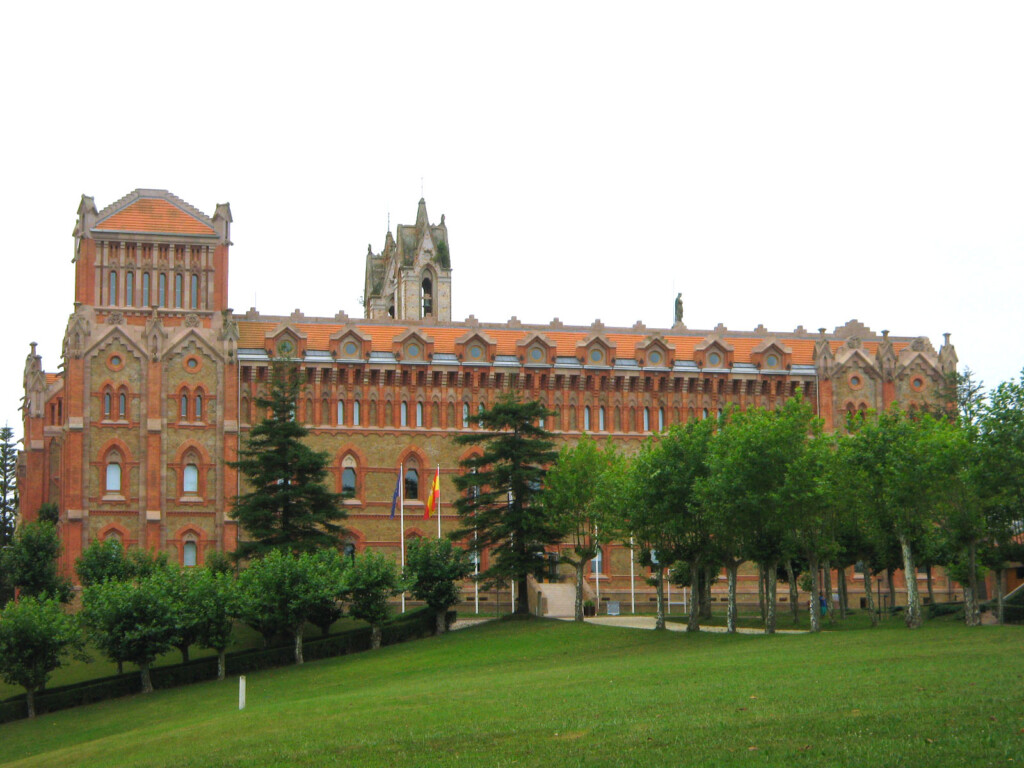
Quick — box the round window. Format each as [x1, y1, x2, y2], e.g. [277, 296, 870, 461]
[469, 346, 482, 359]
[186, 358, 198, 369]
[649, 351, 661, 365]
[344, 342, 358, 356]
[530, 347, 543, 362]
[850, 375, 861, 387]
[110, 355, 122, 367]
[590, 349, 602, 364]
[766, 354, 778, 368]
[912, 377, 924, 390]
[277, 340, 294, 355]
[407, 343, 420, 358]
[708, 352, 721, 367]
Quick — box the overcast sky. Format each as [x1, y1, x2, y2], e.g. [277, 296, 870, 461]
[2, 2, 1022, 439]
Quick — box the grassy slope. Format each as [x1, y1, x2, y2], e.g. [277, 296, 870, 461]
[1, 619, 1021, 768]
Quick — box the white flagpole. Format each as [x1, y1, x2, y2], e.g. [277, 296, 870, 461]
[400, 462, 406, 614]
[630, 536, 636, 615]
[474, 529, 479, 615]
[595, 525, 600, 611]
[436, 464, 441, 539]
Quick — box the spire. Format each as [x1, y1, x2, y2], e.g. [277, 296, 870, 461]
[415, 198, 428, 230]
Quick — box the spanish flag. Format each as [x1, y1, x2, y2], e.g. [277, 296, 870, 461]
[424, 467, 440, 520]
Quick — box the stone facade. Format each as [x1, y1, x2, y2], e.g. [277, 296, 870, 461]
[20, 190, 962, 609]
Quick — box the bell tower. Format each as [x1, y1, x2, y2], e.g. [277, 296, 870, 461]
[363, 199, 451, 322]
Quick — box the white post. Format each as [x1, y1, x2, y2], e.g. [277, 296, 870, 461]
[436, 465, 442, 539]
[474, 529, 480, 615]
[667, 571, 671, 616]
[630, 536, 636, 615]
[594, 525, 600, 612]
[400, 462, 406, 614]
[238, 676, 246, 710]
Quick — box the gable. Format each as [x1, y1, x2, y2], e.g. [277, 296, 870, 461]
[94, 196, 216, 236]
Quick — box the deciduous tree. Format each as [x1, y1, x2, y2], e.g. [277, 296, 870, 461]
[405, 538, 473, 634]
[2, 519, 72, 603]
[342, 550, 403, 648]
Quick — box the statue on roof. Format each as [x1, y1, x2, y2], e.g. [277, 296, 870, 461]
[674, 293, 683, 324]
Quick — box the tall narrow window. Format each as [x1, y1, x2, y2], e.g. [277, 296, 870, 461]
[118, 392, 126, 419]
[183, 539, 198, 567]
[342, 456, 357, 499]
[416, 402, 424, 427]
[174, 274, 183, 307]
[190, 275, 199, 309]
[592, 548, 603, 575]
[142, 272, 151, 307]
[108, 271, 118, 305]
[181, 394, 189, 421]
[404, 467, 419, 499]
[353, 400, 361, 426]
[337, 400, 345, 426]
[401, 401, 408, 427]
[103, 392, 111, 418]
[183, 463, 199, 494]
[195, 394, 203, 421]
[478, 403, 484, 428]
[158, 274, 167, 307]
[584, 406, 591, 431]
[126, 271, 134, 306]
[421, 276, 433, 317]
[106, 456, 122, 493]
[463, 402, 470, 428]
[658, 408, 665, 431]
[599, 406, 606, 431]
[643, 407, 650, 432]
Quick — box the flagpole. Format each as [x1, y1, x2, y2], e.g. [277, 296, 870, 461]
[473, 529, 479, 615]
[436, 464, 441, 539]
[630, 536, 636, 615]
[400, 462, 405, 614]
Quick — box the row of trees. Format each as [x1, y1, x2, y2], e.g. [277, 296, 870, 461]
[454, 371, 1024, 634]
[0, 536, 471, 718]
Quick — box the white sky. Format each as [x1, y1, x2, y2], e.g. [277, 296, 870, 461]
[2, 2, 1022, 439]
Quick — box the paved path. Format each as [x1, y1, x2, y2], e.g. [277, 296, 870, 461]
[567, 615, 807, 634]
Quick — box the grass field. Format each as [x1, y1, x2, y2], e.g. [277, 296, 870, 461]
[1, 617, 1021, 767]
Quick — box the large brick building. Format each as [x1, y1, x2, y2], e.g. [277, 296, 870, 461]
[20, 189, 962, 610]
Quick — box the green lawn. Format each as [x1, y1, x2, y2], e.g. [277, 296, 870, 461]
[1, 618, 1021, 767]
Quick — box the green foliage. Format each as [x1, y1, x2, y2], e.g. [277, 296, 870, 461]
[36, 502, 59, 524]
[229, 360, 346, 559]
[0, 425, 18, 550]
[2, 519, 73, 602]
[75, 538, 133, 587]
[405, 538, 473, 618]
[203, 548, 235, 575]
[451, 393, 559, 613]
[0, 596, 85, 717]
[435, 239, 451, 268]
[342, 550, 403, 634]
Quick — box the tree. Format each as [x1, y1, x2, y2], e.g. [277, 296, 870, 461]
[236, 549, 343, 663]
[229, 360, 346, 559]
[629, 421, 714, 632]
[81, 575, 179, 693]
[75, 538, 133, 587]
[2, 519, 72, 603]
[405, 537, 473, 634]
[342, 550, 403, 649]
[0, 596, 86, 718]
[0, 426, 18, 551]
[188, 568, 239, 680]
[544, 436, 626, 622]
[451, 393, 559, 616]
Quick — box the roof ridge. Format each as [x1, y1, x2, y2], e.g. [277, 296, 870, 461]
[94, 189, 215, 229]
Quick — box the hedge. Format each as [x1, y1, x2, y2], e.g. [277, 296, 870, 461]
[0, 607, 453, 724]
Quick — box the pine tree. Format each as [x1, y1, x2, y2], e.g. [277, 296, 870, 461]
[229, 360, 345, 559]
[0, 425, 17, 549]
[451, 393, 559, 616]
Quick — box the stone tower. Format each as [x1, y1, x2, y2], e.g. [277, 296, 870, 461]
[363, 199, 451, 322]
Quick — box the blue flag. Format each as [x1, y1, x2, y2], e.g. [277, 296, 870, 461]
[390, 470, 401, 519]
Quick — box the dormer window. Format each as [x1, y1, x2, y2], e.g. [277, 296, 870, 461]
[648, 350, 662, 366]
[707, 352, 722, 367]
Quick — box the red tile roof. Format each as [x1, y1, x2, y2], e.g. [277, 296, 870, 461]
[94, 198, 216, 236]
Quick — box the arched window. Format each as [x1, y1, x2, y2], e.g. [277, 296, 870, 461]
[584, 406, 591, 431]
[643, 407, 650, 432]
[183, 463, 199, 494]
[405, 466, 419, 500]
[158, 273, 167, 307]
[321, 398, 330, 425]
[658, 408, 665, 431]
[337, 400, 345, 426]
[119, 392, 127, 419]
[343, 541, 356, 562]
[190, 275, 199, 309]
[569, 407, 578, 430]
[103, 391, 112, 418]
[614, 406, 621, 431]
[599, 406, 606, 431]
[431, 401, 440, 427]
[342, 455, 357, 499]
[702, 407, 709, 420]
[241, 396, 250, 425]
[141, 272, 150, 307]
[106, 453, 122, 493]
[463, 402, 470, 428]
[421, 276, 433, 317]
[105, 529, 122, 543]
[181, 393, 189, 421]
[401, 401, 408, 427]
[195, 394, 203, 421]
[352, 400, 361, 426]
[108, 271, 118, 305]
[478, 403, 485, 428]
[183, 537, 198, 567]
[174, 274, 183, 307]
[447, 402, 455, 427]
[126, 271, 134, 306]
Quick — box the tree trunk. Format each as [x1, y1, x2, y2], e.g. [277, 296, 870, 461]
[757, 564, 766, 622]
[964, 542, 981, 627]
[574, 561, 585, 622]
[926, 566, 934, 606]
[900, 537, 922, 629]
[823, 560, 834, 624]
[435, 609, 447, 635]
[765, 562, 777, 635]
[26, 688, 36, 719]
[837, 567, 848, 620]
[177, 643, 190, 664]
[887, 567, 897, 613]
[516, 575, 530, 615]
[700, 565, 713, 620]
[117, 660, 123, 676]
[785, 560, 799, 625]
[371, 624, 382, 649]
[808, 555, 821, 633]
[996, 568, 1006, 625]
[654, 568, 666, 630]
[140, 662, 153, 694]
[687, 561, 701, 632]
[864, 571, 878, 627]
[293, 628, 304, 664]
[217, 649, 226, 681]
[726, 563, 738, 634]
